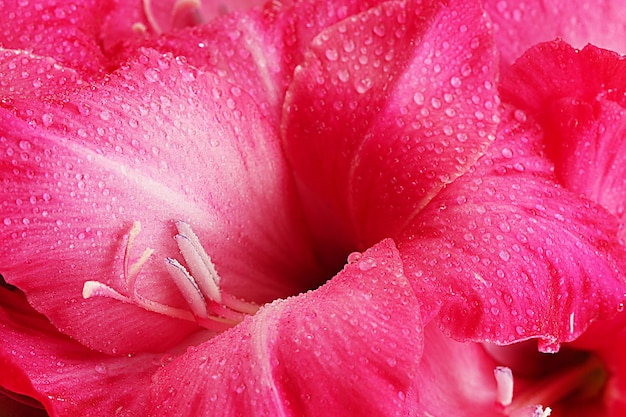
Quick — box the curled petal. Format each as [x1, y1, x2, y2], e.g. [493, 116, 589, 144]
[502, 41, 626, 236]
[149, 239, 424, 417]
[399, 109, 626, 349]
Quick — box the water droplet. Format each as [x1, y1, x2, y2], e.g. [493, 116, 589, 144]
[144, 68, 160, 82]
[413, 92, 425, 105]
[355, 78, 372, 94]
[99, 110, 111, 121]
[42, 113, 53, 127]
[325, 48, 338, 61]
[343, 39, 355, 53]
[358, 257, 377, 271]
[347, 252, 362, 263]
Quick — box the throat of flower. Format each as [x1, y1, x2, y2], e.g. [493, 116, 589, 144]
[142, 0, 205, 35]
[494, 355, 607, 416]
[83, 221, 259, 332]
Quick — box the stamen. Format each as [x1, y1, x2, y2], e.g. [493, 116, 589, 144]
[82, 221, 260, 332]
[171, 0, 206, 28]
[494, 366, 514, 407]
[142, 0, 163, 34]
[174, 221, 222, 302]
[164, 258, 209, 318]
[124, 221, 153, 294]
[83, 280, 195, 322]
[497, 355, 605, 416]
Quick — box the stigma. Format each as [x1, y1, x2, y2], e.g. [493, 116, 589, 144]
[83, 221, 259, 331]
[493, 354, 607, 417]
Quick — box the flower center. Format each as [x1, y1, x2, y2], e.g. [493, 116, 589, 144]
[141, 0, 206, 35]
[83, 221, 259, 332]
[489, 342, 608, 415]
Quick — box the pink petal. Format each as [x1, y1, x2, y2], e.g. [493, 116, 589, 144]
[412, 323, 502, 416]
[149, 239, 424, 416]
[0, 48, 83, 98]
[0, 0, 108, 76]
[0, 47, 321, 354]
[398, 107, 626, 350]
[128, 1, 400, 126]
[128, 11, 288, 127]
[282, 0, 499, 246]
[483, 0, 626, 67]
[0, 285, 161, 416]
[197, 0, 269, 19]
[141, 0, 266, 35]
[501, 41, 626, 236]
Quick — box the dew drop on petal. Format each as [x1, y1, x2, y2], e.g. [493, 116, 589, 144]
[413, 92, 425, 105]
[325, 48, 339, 61]
[358, 257, 377, 271]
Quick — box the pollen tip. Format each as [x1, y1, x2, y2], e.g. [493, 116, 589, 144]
[82, 281, 99, 299]
[132, 22, 147, 34]
[494, 366, 514, 407]
[82, 280, 128, 303]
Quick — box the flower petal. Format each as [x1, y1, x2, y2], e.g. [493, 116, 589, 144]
[501, 41, 626, 236]
[149, 239, 424, 417]
[0, 47, 321, 354]
[0, 0, 108, 76]
[0, 47, 85, 102]
[483, 0, 626, 67]
[282, 0, 499, 246]
[0, 285, 160, 417]
[398, 108, 626, 350]
[413, 323, 501, 416]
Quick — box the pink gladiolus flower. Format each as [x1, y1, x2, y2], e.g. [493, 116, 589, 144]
[1, 0, 625, 416]
[474, 38, 626, 417]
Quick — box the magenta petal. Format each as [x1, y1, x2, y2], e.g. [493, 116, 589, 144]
[0, 48, 320, 354]
[0, 286, 160, 416]
[501, 42, 626, 235]
[0, 0, 108, 76]
[399, 109, 626, 349]
[149, 239, 424, 416]
[283, 0, 499, 245]
[0, 49, 83, 98]
[484, 0, 626, 67]
[413, 323, 501, 416]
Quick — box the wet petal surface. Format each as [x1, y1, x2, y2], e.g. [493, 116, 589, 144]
[149, 240, 423, 417]
[399, 108, 626, 349]
[282, 0, 499, 247]
[0, 47, 320, 355]
[0, 285, 160, 416]
[483, 0, 626, 66]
